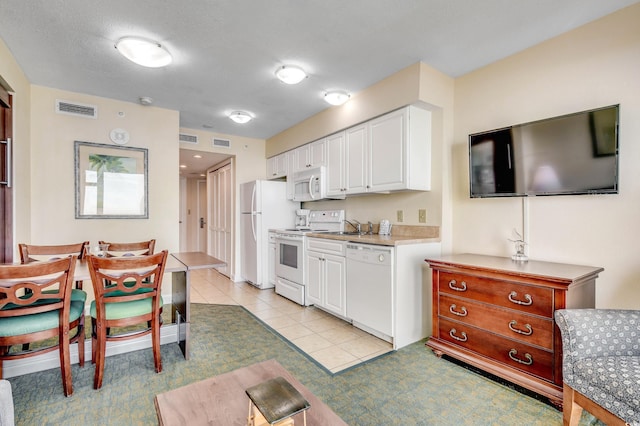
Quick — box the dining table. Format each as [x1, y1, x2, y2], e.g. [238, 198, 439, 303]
[1, 251, 225, 378]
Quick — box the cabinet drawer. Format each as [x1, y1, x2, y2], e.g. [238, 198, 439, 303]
[438, 294, 554, 350]
[307, 238, 346, 255]
[438, 318, 553, 381]
[438, 272, 553, 317]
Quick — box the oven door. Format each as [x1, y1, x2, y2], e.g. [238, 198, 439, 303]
[274, 235, 304, 285]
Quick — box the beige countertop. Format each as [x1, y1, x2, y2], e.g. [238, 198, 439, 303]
[307, 225, 440, 246]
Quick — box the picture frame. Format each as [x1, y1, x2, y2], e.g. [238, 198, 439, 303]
[74, 141, 148, 219]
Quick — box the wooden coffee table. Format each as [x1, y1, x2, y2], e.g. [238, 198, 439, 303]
[154, 359, 347, 425]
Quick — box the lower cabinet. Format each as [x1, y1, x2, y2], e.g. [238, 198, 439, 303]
[306, 238, 346, 317]
[425, 253, 603, 407]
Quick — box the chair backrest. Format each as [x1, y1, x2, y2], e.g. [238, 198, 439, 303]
[98, 239, 156, 257]
[87, 250, 167, 310]
[0, 256, 77, 317]
[18, 242, 89, 263]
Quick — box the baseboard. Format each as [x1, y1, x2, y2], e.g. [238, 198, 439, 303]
[2, 324, 178, 378]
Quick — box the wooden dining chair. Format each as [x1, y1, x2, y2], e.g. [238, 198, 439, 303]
[19, 241, 90, 289]
[98, 239, 155, 257]
[0, 256, 86, 397]
[87, 250, 168, 389]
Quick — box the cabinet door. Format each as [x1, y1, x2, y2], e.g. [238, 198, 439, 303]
[267, 156, 278, 178]
[309, 139, 326, 167]
[324, 254, 346, 316]
[368, 108, 406, 192]
[345, 124, 368, 194]
[326, 131, 345, 196]
[306, 251, 323, 306]
[267, 152, 288, 179]
[292, 145, 309, 172]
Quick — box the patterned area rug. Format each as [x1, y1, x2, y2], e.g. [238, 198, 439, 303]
[7, 303, 601, 425]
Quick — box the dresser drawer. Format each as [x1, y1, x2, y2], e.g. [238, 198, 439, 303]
[438, 318, 554, 381]
[438, 294, 554, 350]
[438, 271, 553, 317]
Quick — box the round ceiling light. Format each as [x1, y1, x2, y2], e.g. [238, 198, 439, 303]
[115, 36, 172, 68]
[324, 90, 350, 106]
[275, 65, 307, 85]
[228, 111, 253, 124]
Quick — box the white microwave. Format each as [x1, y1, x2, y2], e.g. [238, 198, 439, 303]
[289, 166, 327, 202]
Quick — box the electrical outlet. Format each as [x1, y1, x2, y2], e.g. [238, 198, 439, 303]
[397, 210, 404, 222]
[418, 209, 426, 223]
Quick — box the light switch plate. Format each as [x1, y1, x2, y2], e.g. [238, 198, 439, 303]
[397, 210, 403, 222]
[419, 209, 426, 223]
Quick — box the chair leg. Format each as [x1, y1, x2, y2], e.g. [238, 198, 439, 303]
[152, 313, 162, 373]
[91, 317, 97, 365]
[59, 325, 73, 397]
[93, 320, 107, 390]
[77, 317, 85, 368]
[563, 383, 583, 426]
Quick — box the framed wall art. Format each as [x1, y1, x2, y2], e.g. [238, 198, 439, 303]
[74, 141, 148, 219]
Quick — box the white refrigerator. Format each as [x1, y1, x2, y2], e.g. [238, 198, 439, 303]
[240, 180, 299, 288]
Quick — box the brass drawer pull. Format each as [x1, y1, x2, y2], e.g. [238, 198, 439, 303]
[508, 291, 532, 306]
[508, 320, 533, 336]
[508, 349, 533, 365]
[448, 279, 467, 292]
[449, 304, 468, 317]
[449, 328, 468, 342]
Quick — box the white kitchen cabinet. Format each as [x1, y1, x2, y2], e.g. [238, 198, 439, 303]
[345, 124, 368, 194]
[326, 131, 345, 197]
[266, 152, 288, 179]
[291, 138, 327, 173]
[368, 106, 431, 192]
[305, 238, 347, 317]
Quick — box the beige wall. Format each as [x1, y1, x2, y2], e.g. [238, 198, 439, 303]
[452, 4, 640, 308]
[0, 38, 32, 253]
[29, 86, 180, 253]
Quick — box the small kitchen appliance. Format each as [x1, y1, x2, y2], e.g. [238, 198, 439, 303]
[379, 219, 392, 235]
[295, 209, 310, 230]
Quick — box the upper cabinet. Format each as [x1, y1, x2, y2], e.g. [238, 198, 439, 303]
[267, 151, 288, 179]
[327, 105, 431, 196]
[269, 105, 431, 196]
[290, 138, 327, 173]
[367, 106, 431, 192]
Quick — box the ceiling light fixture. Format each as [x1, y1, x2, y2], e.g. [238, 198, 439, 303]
[275, 65, 307, 85]
[228, 111, 253, 124]
[115, 36, 172, 68]
[324, 90, 350, 106]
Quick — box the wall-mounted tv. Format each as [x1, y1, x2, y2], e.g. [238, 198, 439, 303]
[469, 105, 619, 198]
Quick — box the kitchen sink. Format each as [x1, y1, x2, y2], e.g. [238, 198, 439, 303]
[324, 231, 362, 236]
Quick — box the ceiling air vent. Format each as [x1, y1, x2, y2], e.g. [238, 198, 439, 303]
[179, 133, 198, 144]
[213, 138, 230, 148]
[55, 99, 97, 119]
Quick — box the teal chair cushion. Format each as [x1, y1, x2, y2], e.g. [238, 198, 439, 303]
[90, 295, 163, 320]
[0, 300, 85, 337]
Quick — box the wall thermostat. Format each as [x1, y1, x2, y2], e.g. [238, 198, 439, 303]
[109, 128, 130, 145]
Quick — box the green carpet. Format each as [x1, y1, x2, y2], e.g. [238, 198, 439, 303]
[7, 303, 603, 425]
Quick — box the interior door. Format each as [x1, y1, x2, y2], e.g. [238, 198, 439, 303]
[208, 162, 232, 277]
[0, 85, 13, 263]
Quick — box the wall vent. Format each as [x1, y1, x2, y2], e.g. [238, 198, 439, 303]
[55, 99, 97, 119]
[179, 133, 199, 144]
[213, 138, 231, 148]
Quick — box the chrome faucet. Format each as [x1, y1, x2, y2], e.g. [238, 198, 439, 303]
[367, 221, 374, 235]
[343, 219, 361, 234]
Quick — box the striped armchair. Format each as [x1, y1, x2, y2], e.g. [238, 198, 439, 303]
[555, 309, 640, 426]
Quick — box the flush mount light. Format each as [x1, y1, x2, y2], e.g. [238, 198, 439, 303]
[228, 111, 253, 124]
[115, 36, 172, 68]
[324, 90, 350, 106]
[275, 65, 307, 85]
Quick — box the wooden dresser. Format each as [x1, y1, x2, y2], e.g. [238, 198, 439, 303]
[425, 254, 603, 406]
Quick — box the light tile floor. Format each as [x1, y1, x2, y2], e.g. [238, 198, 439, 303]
[189, 268, 393, 373]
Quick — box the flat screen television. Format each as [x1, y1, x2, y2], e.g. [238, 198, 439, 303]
[469, 105, 619, 198]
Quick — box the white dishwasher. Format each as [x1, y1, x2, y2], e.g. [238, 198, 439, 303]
[346, 243, 393, 339]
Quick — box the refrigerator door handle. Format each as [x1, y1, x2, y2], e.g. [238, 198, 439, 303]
[251, 184, 258, 241]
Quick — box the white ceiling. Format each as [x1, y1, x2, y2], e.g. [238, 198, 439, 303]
[1, 1, 637, 174]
